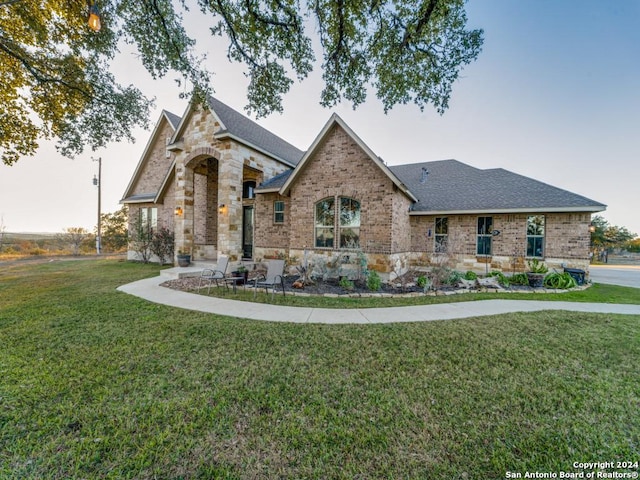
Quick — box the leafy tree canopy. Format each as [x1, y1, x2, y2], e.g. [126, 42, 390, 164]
[590, 215, 637, 250]
[0, 0, 483, 165]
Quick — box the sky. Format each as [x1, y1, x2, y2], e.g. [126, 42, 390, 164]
[1, 0, 639, 236]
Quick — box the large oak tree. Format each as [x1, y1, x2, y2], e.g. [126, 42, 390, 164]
[0, 0, 483, 165]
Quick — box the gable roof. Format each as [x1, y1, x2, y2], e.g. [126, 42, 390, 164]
[121, 110, 181, 203]
[278, 113, 418, 202]
[390, 160, 606, 214]
[169, 96, 305, 167]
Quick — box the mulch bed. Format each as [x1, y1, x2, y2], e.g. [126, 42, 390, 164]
[160, 271, 547, 297]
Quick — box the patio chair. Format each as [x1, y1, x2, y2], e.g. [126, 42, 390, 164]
[198, 255, 229, 294]
[253, 259, 286, 298]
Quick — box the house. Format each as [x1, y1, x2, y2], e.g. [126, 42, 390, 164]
[121, 96, 606, 276]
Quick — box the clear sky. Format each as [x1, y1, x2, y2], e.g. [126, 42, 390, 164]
[1, 0, 638, 236]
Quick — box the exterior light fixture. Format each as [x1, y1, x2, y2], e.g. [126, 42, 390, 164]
[175, 206, 183, 216]
[88, 2, 101, 32]
[218, 204, 226, 214]
[589, 224, 596, 233]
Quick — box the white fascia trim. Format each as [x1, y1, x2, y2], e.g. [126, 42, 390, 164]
[255, 188, 281, 194]
[120, 196, 159, 205]
[121, 113, 174, 200]
[214, 131, 297, 168]
[409, 206, 607, 216]
[154, 160, 176, 203]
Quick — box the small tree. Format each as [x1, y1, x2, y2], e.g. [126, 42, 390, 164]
[129, 222, 153, 263]
[58, 227, 91, 255]
[100, 206, 128, 253]
[149, 226, 175, 265]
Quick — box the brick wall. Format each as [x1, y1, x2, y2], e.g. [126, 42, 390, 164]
[285, 124, 410, 255]
[129, 119, 174, 196]
[409, 212, 591, 272]
[254, 192, 290, 249]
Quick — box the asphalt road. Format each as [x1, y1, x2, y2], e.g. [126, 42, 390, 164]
[589, 265, 640, 289]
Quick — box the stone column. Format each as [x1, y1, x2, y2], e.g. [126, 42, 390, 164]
[174, 162, 195, 259]
[216, 147, 244, 260]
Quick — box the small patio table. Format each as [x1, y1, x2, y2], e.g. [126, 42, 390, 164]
[225, 276, 245, 293]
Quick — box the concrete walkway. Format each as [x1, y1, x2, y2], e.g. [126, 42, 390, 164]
[117, 275, 640, 324]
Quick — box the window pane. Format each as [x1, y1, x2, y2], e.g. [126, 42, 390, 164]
[477, 236, 492, 255]
[340, 198, 360, 227]
[527, 215, 545, 235]
[435, 217, 448, 235]
[315, 228, 334, 248]
[527, 237, 544, 257]
[339, 197, 360, 248]
[435, 235, 447, 252]
[315, 198, 335, 248]
[315, 198, 335, 227]
[274, 201, 284, 223]
[150, 208, 158, 229]
[477, 216, 493, 234]
[340, 228, 360, 248]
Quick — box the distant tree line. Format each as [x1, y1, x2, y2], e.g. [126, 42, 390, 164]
[0, 206, 128, 256]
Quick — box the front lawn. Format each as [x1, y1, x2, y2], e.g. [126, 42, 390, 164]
[1, 260, 639, 479]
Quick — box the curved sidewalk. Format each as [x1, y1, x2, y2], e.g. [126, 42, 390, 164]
[117, 276, 640, 324]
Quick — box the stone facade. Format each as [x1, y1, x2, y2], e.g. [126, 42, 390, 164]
[124, 101, 599, 278]
[165, 104, 291, 261]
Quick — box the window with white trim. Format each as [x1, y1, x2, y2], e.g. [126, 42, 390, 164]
[139, 207, 157, 232]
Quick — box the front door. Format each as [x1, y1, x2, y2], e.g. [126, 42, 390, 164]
[242, 206, 254, 259]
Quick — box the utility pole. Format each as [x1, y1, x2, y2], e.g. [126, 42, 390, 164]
[92, 157, 102, 255]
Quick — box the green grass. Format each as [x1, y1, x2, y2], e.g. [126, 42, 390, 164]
[1, 259, 639, 479]
[202, 280, 640, 308]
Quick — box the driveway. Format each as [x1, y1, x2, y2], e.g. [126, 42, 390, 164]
[589, 265, 640, 289]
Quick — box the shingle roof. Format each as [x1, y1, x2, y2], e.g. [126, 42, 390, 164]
[163, 110, 182, 130]
[208, 96, 305, 166]
[389, 159, 606, 213]
[256, 170, 293, 190]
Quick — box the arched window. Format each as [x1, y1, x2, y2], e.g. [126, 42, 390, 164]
[339, 197, 360, 248]
[314, 197, 361, 249]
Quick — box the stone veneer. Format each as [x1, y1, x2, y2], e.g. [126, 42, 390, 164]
[171, 104, 291, 261]
[128, 106, 594, 277]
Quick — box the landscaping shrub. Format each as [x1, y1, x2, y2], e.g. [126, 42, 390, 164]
[510, 272, 530, 286]
[544, 272, 578, 289]
[366, 270, 382, 291]
[339, 276, 355, 291]
[445, 269, 463, 285]
[464, 270, 478, 280]
[489, 271, 510, 287]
